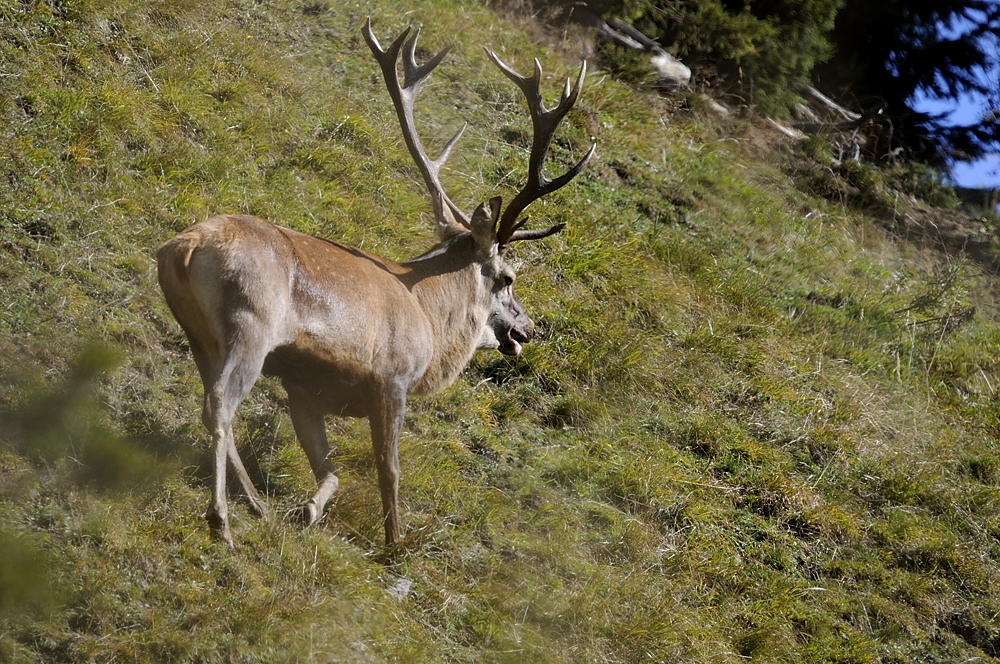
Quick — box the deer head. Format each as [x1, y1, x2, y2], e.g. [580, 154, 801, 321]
[363, 19, 595, 357]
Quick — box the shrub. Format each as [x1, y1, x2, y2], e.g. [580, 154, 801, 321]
[611, 0, 841, 113]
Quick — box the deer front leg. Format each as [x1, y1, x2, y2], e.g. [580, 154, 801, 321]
[369, 383, 407, 547]
[287, 386, 339, 526]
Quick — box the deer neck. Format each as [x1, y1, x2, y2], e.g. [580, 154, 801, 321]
[403, 234, 490, 395]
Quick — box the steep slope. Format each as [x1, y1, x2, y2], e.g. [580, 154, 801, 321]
[2, 1, 1000, 662]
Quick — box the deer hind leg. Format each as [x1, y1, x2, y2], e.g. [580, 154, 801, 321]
[192, 342, 268, 521]
[369, 381, 407, 547]
[201, 343, 269, 546]
[287, 386, 339, 526]
[227, 434, 269, 518]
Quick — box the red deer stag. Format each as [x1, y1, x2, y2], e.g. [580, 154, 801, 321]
[156, 19, 594, 547]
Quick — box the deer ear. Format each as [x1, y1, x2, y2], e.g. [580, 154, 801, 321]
[488, 196, 502, 230]
[470, 198, 501, 253]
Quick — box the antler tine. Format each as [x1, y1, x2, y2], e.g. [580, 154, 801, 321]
[510, 222, 566, 242]
[486, 49, 595, 246]
[402, 28, 451, 90]
[363, 18, 470, 232]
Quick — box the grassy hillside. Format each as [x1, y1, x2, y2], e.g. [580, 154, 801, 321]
[3, 0, 1000, 662]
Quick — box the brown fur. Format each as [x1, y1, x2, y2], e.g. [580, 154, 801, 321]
[157, 212, 533, 546]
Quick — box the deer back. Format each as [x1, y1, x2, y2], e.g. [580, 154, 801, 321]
[158, 215, 498, 405]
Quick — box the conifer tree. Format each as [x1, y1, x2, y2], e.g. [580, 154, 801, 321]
[812, 0, 999, 162]
[612, 0, 998, 165]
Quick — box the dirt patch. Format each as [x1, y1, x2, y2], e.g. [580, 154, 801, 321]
[893, 197, 1000, 274]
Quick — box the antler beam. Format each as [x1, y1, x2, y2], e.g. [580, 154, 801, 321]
[486, 51, 596, 247]
[362, 19, 470, 235]
[364, 19, 594, 247]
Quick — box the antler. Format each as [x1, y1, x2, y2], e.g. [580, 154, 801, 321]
[486, 51, 596, 247]
[362, 19, 470, 236]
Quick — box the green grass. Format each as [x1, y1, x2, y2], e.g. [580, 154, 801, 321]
[3, 0, 1000, 662]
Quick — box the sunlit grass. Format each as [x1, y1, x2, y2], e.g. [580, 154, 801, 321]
[3, 0, 1000, 662]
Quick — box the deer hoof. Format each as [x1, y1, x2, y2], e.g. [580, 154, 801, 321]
[288, 501, 321, 527]
[247, 496, 270, 519]
[206, 512, 234, 547]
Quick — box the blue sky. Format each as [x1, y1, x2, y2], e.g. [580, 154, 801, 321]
[909, 7, 999, 189]
[950, 152, 1000, 188]
[912, 89, 1000, 187]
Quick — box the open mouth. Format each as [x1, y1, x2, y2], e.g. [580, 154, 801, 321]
[499, 339, 522, 356]
[500, 325, 532, 356]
